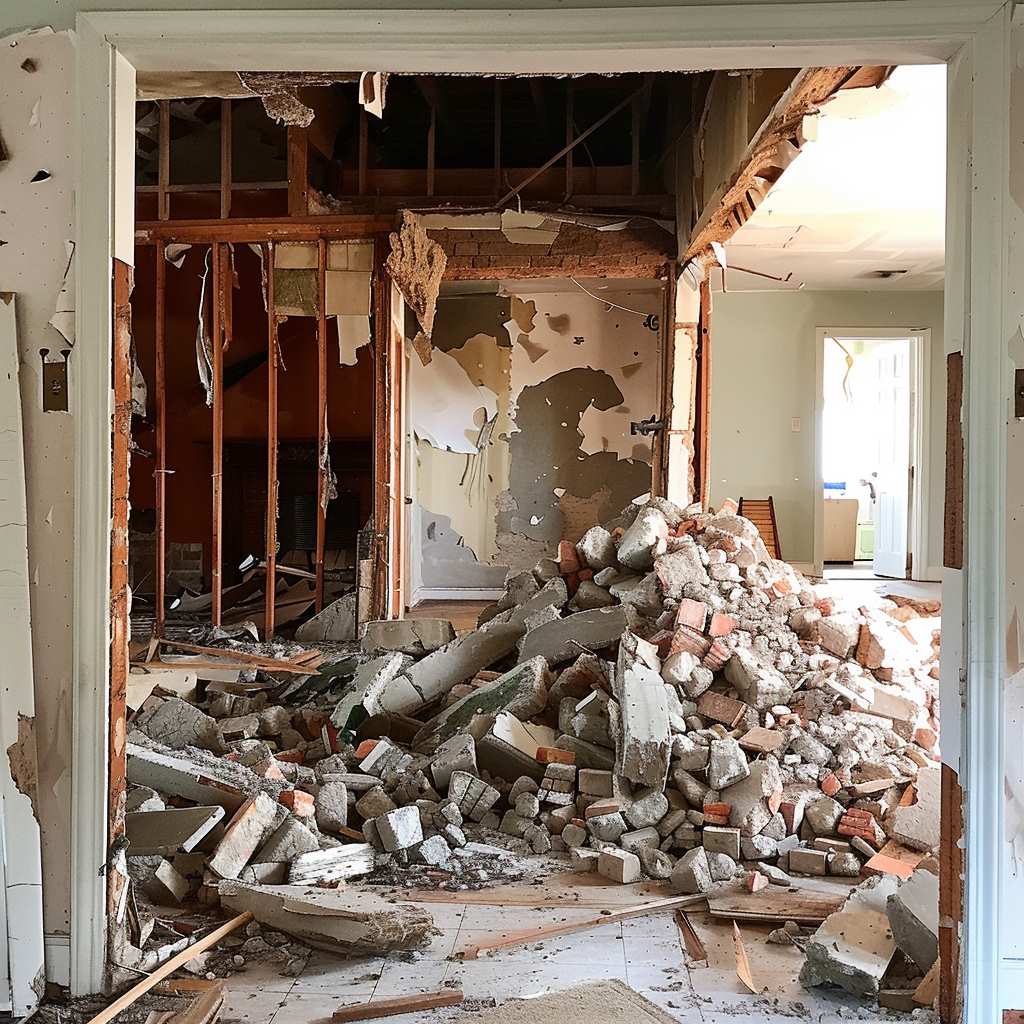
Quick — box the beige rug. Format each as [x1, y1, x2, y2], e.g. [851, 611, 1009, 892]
[459, 981, 681, 1024]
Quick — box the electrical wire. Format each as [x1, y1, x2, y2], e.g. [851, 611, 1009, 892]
[567, 276, 651, 318]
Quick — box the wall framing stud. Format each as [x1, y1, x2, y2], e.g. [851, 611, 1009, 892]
[210, 243, 224, 626]
[154, 241, 167, 636]
[264, 242, 279, 637]
[315, 237, 328, 612]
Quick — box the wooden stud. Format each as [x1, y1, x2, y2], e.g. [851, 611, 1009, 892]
[426, 103, 436, 198]
[370, 238, 390, 621]
[631, 90, 641, 196]
[939, 763, 963, 1024]
[315, 237, 328, 612]
[565, 80, 574, 199]
[333, 991, 464, 1022]
[493, 79, 502, 197]
[265, 242, 279, 638]
[220, 99, 232, 219]
[137, 215, 394, 245]
[697, 276, 713, 508]
[154, 242, 167, 636]
[287, 126, 309, 217]
[158, 100, 170, 221]
[358, 109, 368, 196]
[210, 244, 224, 626]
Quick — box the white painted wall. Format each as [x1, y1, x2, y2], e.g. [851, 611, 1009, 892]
[708, 289, 945, 572]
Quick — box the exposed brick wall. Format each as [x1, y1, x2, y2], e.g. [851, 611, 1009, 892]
[427, 219, 674, 280]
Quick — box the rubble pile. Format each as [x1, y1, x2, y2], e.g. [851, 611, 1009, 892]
[123, 495, 941, 1005]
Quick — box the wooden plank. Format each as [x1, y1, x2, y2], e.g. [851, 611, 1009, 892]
[675, 910, 707, 963]
[944, 351, 964, 569]
[157, 639, 315, 673]
[426, 103, 436, 197]
[287, 126, 309, 217]
[211, 243, 224, 626]
[706, 890, 844, 924]
[158, 100, 170, 221]
[939, 763, 963, 1024]
[171, 984, 224, 1024]
[493, 80, 502, 196]
[136, 215, 394, 245]
[732, 922, 756, 994]
[913, 959, 939, 1007]
[84, 914, 252, 1024]
[332, 990, 464, 1022]
[358, 109, 368, 196]
[219, 99, 232, 219]
[455, 894, 706, 959]
[696, 276, 712, 507]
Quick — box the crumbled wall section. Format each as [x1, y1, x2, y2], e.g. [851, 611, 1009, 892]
[427, 217, 673, 280]
[7, 713, 40, 822]
[387, 211, 447, 356]
[0, 26, 76, 951]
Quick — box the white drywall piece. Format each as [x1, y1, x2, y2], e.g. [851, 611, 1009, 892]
[408, 344, 498, 454]
[0, 295, 46, 1017]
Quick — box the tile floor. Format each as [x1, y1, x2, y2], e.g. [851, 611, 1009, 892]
[220, 898, 888, 1024]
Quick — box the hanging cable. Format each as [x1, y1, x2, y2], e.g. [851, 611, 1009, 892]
[567, 276, 652, 318]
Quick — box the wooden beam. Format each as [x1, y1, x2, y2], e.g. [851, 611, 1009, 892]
[497, 82, 647, 207]
[939, 763, 963, 1024]
[685, 66, 857, 259]
[84, 914, 252, 1024]
[220, 99, 232, 219]
[564, 81, 574, 199]
[631, 91, 641, 196]
[287, 126, 309, 217]
[370, 238, 390, 621]
[158, 100, 170, 221]
[210, 243, 224, 626]
[456, 894, 706, 960]
[332, 991, 464, 1022]
[265, 242, 279, 638]
[154, 244, 168, 637]
[697, 276, 712, 508]
[136, 215, 394, 245]
[315, 237, 328, 612]
[358, 109, 368, 196]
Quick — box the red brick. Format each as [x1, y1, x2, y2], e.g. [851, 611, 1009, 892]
[354, 738, 379, 759]
[558, 539, 581, 575]
[278, 789, 315, 817]
[676, 598, 709, 631]
[820, 772, 841, 797]
[708, 612, 737, 638]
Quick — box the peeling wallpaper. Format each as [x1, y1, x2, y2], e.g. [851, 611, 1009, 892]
[410, 282, 663, 590]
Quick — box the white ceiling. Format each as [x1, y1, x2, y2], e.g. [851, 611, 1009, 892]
[719, 64, 946, 292]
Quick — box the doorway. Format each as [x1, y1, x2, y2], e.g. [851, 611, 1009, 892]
[814, 328, 932, 581]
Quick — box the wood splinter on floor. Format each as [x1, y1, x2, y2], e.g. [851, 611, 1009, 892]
[732, 920, 757, 994]
[675, 909, 707, 964]
[332, 989, 464, 1021]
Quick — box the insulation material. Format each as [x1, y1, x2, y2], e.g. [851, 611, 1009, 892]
[195, 254, 214, 405]
[408, 345, 498, 455]
[386, 211, 447, 346]
[337, 315, 371, 366]
[274, 267, 318, 317]
[237, 72, 356, 127]
[500, 210, 561, 246]
[328, 240, 374, 272]
[274, 241, 317, 269]
[48, 240, 74, 346]
[164, 243, 191, 269]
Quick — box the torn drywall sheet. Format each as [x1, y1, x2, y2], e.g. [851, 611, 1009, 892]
[359, 72, 389, 118]
[337, 315, 371, 366]
[237, 71, 356, 127]
[386, 211, 447, 343]
[409, 345, 497, 455]
[500, 210, 561, 246]
[326, 271, 371, 316]
[48, 240, 74, 345]
[165, 243, 191, 269]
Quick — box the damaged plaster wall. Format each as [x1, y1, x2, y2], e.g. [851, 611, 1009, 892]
[707, 289, 946, 570]
[409, 281, 663, 593]
[0, 27, 76, 983]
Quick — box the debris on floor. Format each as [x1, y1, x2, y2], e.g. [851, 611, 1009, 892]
[108, 495, 940, 1018]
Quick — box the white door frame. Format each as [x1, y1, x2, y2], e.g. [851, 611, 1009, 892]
[812, 326, 933, 580]
[72, 6, 1009, 1021]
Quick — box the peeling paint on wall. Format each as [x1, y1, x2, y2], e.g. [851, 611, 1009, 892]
[7, 713, 40, 823]
[418, 505, 507, 590]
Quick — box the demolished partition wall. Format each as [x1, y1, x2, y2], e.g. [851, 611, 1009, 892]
[407, 279, 666, 601]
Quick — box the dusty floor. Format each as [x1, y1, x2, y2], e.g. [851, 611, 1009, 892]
[216, 876, 897, 1024]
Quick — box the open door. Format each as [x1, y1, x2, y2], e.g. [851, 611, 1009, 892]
[871, 339, 912, 578]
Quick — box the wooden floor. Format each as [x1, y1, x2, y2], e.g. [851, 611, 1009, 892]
[406, 599, 493, 634]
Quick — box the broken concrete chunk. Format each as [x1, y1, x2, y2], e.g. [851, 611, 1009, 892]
[817, 615, 861, 659]
[671, 845, 712, 894]
[375, 806, 424, 852]
[133, 698, 226, 753]
[888, 766, 939, 852]
[429, 733, 478, 790]
[361, 618, 456, 655]
[724, 756, 782, 837]
[885, 867, 939, 972]
[724, 648, 793, 711]
[611, 633, 671, 789]
[654, 537, 710, 597]
[125, 806, 225, 857]
[288, 843, 375, 884]
[254, 817, 320, 865]
[617, 506, 669, 571]
[208, 792, 279, 879]
[412, 656, 550, 752]
[598, 848, 642, 883]
[707, 737, 750, 790]
[576, 526, 618, 571]
[314, 780, 349, 834]
[218, 881, 436, 953]
[800, 875, 899, 998]
[448, 770, 500, 822]
[295, 592, 357, 642]
[519, 606, 635, 666]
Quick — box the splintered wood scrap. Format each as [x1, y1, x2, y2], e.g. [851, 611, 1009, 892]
[85, 913, 252, 1024]
[157, 639, 316, 674]
[732, 921, 757, 994]
[332, 990, 464, 1022]
[675, 909, 707, 963]
[454, 893, 707, 959]
[913, 959, 940, 1007]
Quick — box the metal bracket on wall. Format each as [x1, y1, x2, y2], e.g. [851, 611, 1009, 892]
[39, 349, 70, 412]
[631, 414, 666, 436]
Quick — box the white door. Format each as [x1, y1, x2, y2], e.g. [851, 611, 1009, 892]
[871, 340, 912, 578]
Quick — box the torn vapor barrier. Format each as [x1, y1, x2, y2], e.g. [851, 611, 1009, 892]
[195, 250, 214, 405]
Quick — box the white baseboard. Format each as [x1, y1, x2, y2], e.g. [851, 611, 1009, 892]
[409, 588, 504, 607]
[45, 933, 70, 987]
[920, 566, 945, 583]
